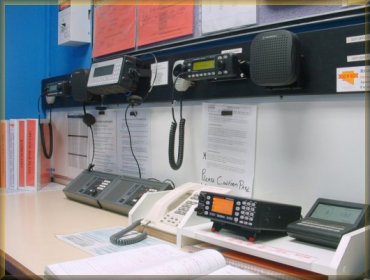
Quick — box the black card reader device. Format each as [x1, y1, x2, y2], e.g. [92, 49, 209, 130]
[287, 198, 369, 248]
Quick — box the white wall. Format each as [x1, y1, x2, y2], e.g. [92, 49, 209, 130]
[52, 93, 366, 215]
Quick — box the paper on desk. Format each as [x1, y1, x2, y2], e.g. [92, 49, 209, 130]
[56, 226, 171, 256]
[201, 103, 257, 197]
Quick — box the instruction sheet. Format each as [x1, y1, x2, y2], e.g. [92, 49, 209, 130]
[201, 103, 257, 197]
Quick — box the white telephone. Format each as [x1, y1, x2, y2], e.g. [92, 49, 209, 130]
[141, 182, 230, 235]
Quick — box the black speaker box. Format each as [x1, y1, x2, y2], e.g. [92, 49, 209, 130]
[71, 69, 94, 103]
[250, 30, 301, 87]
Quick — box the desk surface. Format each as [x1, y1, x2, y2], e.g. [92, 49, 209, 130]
[1, 188, 128, 277]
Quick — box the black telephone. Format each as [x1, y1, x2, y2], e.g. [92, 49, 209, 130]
[63, 170, 172, 216]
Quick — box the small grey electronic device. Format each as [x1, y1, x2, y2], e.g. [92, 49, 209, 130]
[287, 198, 369, 248]
[63, 170, 119, 207]
[87, 56, 139, 95]
[99, 176, 173, 216]
[250, 30, 301, 87]
[63, 170, 172, 216]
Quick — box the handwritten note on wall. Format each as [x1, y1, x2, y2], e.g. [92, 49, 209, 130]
[201, 103, 257, 197]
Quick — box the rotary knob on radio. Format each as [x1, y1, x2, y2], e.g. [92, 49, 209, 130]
[216, 56, 226, 70]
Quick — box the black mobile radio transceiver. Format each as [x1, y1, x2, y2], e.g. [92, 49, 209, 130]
[196, 191, 301, 241]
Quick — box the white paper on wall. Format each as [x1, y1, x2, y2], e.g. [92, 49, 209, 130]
[117, 107, 152, 178]
[201, 1, 257, 34]
[67, 114, 89, 169]
[92, 110, 118, 173]
[201, 103, 257, 197]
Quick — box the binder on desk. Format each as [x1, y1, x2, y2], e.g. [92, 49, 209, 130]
[0, 120, 7, 188]
[25, 119, 50, 190]
[0, 119, 51, 191]
[44, 244, 255, 277]
[17, 119, 26, 189]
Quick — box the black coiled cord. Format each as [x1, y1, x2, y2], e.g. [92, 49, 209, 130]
[38, 95, 53, 159]
[168, 73, 186, 170]
[168, 118, 185, 170]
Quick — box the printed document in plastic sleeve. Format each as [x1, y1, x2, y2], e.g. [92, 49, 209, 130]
[117, 107, 152, 178]
[201, 103, 257, 197]
[92, 110, 118, 173]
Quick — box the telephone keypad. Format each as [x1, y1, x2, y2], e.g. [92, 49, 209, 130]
[161, 194, 199, 227]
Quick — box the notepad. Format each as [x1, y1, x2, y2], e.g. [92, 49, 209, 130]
[45, 244, 255, 277]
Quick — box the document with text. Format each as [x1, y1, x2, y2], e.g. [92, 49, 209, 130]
[92, 110, 118, 173]
[201, 103, 257, 197]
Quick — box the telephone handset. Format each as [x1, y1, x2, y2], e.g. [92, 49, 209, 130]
[110, 182, 230, 246]
[142, 182, 231, 235]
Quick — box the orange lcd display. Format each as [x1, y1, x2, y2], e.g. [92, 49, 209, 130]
[211, 197, 234, 216]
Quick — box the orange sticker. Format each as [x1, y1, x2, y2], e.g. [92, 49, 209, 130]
[338, 71, 359, 85]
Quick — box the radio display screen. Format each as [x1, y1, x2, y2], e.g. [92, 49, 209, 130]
[211, 197, 234, 216]
[192, 60, 215, 71]
[93, 65, 114, 77]
[47, 84, 58, 91]
[311, 203, 362, 225]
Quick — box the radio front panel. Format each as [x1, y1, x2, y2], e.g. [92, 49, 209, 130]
[196, 191, 301, 233]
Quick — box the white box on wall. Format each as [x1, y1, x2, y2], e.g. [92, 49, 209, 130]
[58, 3, 91, 46]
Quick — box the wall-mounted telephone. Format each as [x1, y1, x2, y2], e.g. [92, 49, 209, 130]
[141, 182, 231, 235]
[63, 170, 172, 215]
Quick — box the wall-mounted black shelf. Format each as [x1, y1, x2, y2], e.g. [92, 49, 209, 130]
[49, 6, 369, 110]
